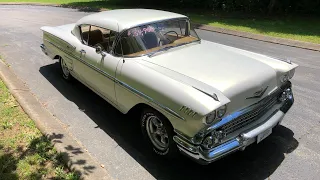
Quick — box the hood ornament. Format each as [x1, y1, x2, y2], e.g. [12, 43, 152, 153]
[246, 86, 268, 99]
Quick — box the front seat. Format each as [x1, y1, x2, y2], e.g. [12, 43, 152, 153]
[88, 29, 104, 47]
[143, 32, 158, 49]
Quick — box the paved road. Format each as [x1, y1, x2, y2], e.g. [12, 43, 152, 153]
[1, 5, 320, 180]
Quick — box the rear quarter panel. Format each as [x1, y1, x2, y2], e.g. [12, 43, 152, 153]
[41, 24, 79, 69]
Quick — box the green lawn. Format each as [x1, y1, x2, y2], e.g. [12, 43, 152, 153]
[0, 79, 79, 179]
[0, 0, 320, 44]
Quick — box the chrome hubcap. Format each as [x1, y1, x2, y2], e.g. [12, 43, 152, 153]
[60, 58, 69, 77]
[146, 116, 169, 150]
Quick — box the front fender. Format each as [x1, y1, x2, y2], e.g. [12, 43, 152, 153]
[115, 58, 230, 137]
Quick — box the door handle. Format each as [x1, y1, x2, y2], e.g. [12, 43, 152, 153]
[79, 49, 86, 54]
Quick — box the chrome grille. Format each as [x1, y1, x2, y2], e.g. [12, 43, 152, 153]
[219, 92, 280, 135]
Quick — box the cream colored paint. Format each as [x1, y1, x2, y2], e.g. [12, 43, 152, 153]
[40, 10, 298, 138]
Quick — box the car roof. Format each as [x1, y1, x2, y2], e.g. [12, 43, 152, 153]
[76, 9, 187, 32]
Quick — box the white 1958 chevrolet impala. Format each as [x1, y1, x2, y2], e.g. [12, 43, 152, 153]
[40, 9, 298, 164]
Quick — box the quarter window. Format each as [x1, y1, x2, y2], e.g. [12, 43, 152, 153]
[80, 25, 118, 53]
[80, 25, 90, 45]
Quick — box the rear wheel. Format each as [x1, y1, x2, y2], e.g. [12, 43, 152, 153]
[140, 108, 178, 158]
[59, 57, 73, 81]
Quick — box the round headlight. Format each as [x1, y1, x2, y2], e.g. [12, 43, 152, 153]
[217, 105, 227, 118]
[205, 110, 216, 124]
[288, 69, 295, 79]
[280, 74, 289, 83]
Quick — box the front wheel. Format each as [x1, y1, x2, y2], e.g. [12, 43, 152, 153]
[140, 108, 178, 158]
[59, 57, 73, 81]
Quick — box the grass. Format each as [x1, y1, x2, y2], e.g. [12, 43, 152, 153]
[0, 0, 319, 44]
[0, 79, 80, 180]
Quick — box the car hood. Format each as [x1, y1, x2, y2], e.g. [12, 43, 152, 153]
[137, 40, 289, 111]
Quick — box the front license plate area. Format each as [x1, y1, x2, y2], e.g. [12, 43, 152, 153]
[257, 128, 272, 143]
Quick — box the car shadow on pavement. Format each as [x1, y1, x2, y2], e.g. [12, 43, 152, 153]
[39, 62, 299, 180]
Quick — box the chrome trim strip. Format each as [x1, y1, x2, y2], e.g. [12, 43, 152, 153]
[205, 88, 282, 133]
[43, 31, 76, 50]
[176, 138, 240, 162]
[174, 129, 197, 144]
[45, 38, 116, 81]
[116, 80, 185, 120]
[241, 110, 284, 139]
[175, 103, 291, 163]
[173, 136, 198, 153]
[43, 40, 184, 120]
[201, 139, 240, 160]
[44, 39, 80, 61]
[193, 87, 219, 101]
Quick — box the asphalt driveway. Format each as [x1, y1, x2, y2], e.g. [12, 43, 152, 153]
[0, 5, 320, 180]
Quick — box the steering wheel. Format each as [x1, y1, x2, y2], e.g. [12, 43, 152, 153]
[164, 31, 179, 41]
[164, 31, 179, 38]
[158, 30, 179, 45]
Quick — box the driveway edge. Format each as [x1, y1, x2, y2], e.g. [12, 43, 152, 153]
[0, 59, 112, 180]
[193, 23, 320, 52]
[1, 2, 319, 51]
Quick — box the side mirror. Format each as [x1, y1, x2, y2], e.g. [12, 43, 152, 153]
[95, 45, 106, 58]
[95, 46, 103, 54]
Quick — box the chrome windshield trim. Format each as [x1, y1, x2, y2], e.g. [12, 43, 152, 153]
[120, 17, 189, 36]
[114, 18, 200, 58]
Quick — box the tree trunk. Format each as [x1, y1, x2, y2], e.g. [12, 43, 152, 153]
[268, 0, 276, 14]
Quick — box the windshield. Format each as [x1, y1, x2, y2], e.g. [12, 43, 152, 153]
[117, 19, 200, 57]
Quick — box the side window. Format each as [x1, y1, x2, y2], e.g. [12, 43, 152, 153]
[80, 25, 90, 45]
[178, 20, 186, 35]
[87, 25, 118, 53]
[114, 39, 123, 56]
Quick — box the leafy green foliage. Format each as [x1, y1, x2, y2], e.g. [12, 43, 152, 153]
[0, 0, 319, 43]
[0, 80, 80, 180]
[136, 0, 320, 15]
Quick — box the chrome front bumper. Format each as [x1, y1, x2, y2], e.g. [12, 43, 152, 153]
[174, 91, 293, 165]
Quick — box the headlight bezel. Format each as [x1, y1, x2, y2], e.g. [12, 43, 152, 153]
[203, 104, 227, 125]
[288, 69, 295, 79]
[280, 69, 295, 83]
[217, 105, 227, 118]
[205, 110, 216, 125]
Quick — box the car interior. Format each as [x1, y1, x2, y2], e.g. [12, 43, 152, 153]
[81, 25, 118, 53]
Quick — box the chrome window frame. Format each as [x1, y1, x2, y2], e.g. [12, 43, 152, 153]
[112, 17, 200, 58]
[78, 24, 121, 56]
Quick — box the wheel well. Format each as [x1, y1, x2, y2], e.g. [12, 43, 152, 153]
[53, 55, 61, 60]
[127, 103, 174, 128]
[127, 103, 150, 119]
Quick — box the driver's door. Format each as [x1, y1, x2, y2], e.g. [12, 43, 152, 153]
[74, 24, 121, 105]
